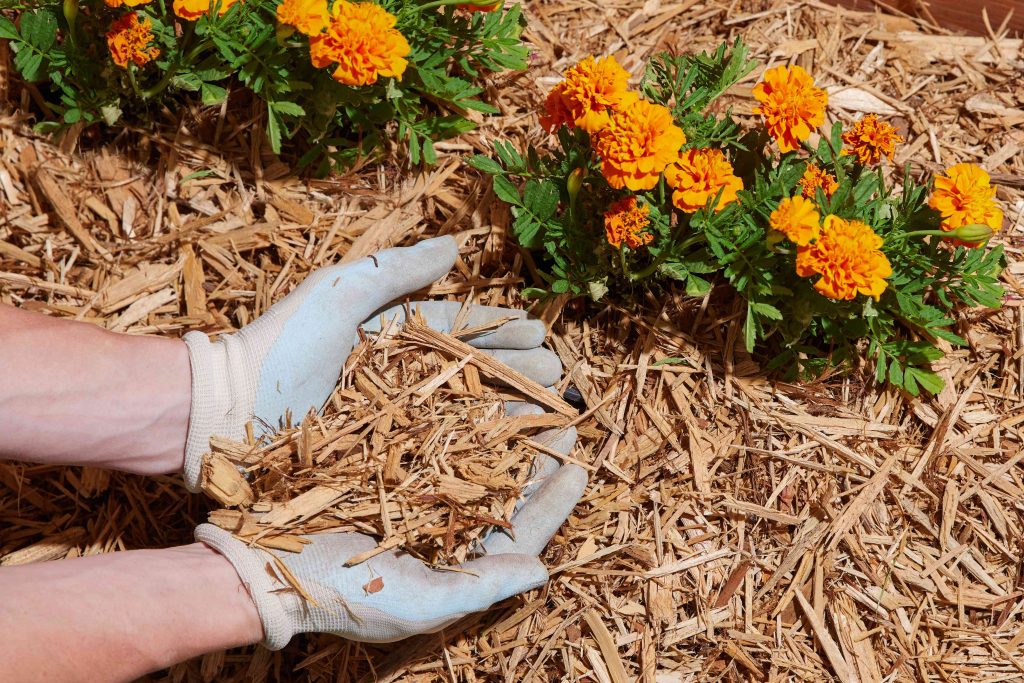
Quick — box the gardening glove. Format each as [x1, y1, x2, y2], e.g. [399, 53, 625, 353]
[182, 236, 559, 491]
[194, 398, 586, 649]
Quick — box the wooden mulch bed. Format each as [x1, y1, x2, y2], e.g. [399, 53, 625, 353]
[2, 1, 1023, 680]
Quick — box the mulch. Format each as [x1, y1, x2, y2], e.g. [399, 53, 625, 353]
[2, 1, 1024, 681]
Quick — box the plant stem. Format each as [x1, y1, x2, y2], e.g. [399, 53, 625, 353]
[142, 22, 197, 99]
[417, 0, 488, 9]
[126, 64, 142, 99]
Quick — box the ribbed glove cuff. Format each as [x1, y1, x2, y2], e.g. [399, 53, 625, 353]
[195, 524, 295, 650]
[182, 331, 231, 492]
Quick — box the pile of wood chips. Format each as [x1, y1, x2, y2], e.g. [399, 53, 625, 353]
[3, 0, 1024, 681]
[201, 316, 577, 567]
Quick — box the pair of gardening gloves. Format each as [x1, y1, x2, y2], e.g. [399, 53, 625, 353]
[183, 236, 587, 650]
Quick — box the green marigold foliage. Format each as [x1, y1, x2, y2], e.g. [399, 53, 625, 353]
[471, 39, 1005, 395]
[0, 0, 527, 172]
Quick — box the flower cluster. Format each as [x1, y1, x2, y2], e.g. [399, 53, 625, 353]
[665, 148, 742, 213]
[276, 0, 329, 35]
[540, 56, 637, 135]
[173, 0, 239, 21]
[795, 215, 892, 301]
[604, 197, 653, 249]
[753, 65, 828, 153]
[477, 40, 1005, 394]
[6, 0, 528, 168]
[308, 1, 410, 86]
[798, 163, 838, 199]
[841, 114, 904, 165]
[105, 12, 160, 68]
[594, 100, 686, 191]
[929, 163, 1004, 243]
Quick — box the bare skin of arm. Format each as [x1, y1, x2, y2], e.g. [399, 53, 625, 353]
[0, 303, 190, 474]
[0, 544, 264, 682]
[0, 304, 263, 681]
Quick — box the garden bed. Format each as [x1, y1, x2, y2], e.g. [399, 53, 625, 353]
[2, 0, 1024, 681]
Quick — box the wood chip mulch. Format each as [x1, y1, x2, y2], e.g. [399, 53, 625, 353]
[2, 1, 1024, 681]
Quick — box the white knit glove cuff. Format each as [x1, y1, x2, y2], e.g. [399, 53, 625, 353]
[182, 332, 233, 492]
[195, 523, 295, 650]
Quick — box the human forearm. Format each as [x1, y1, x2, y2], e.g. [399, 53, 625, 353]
[0, 304, 191, 474]
[0, 544, 263, 682]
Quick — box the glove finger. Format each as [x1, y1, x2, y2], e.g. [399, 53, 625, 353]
[504, 390, 574, 496]
[343, 237, 459, 323]
[484, 348, 561, 387]
[363, 301, 545, 350]
[479, 463, 587, 557]
[441, 554, 549, 612]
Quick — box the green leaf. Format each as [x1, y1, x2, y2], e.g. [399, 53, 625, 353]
[20, 9, 57, 52]
[492, 175, 521, 206]
[522, 179, 559, 220]
[201, 83, 228, 106]
[686, 275, 713, 297]
[0, 17, 19, 41]
[13, 50, 45, 82]
[272, 101, 305, 117]
[467, 155, 504, 175]
[652, 357, 688, 367]
[750, 302, 783, 320]
[906, 367, 944, 395]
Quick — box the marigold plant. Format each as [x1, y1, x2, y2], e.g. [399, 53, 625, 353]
[471, 39, 1005, 395]
[1, 0, 529, 171]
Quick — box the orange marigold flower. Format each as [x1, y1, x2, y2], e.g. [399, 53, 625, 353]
[769, 196, 821, 246]
[309, 1, 409, 86]
[276, 0, 328, 35]
[795, 215, 892, 301]
[173, 0, 239, 20]
[104, 0, 152, 8]
[798, 163, 838, 199]
[539, 56, 638, 135]
[664, 148, 743, 213]
[604, 196, 653, 249]
[841, 114, 904, 165]
[929, 163, 1004, 246]
[753, 65, 828, 154]
[594, 100, 685, 191]
[106, 12, 160, 69]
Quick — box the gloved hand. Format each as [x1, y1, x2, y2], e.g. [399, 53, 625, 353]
[181, 236, 560, 491]
[196, 399, 586, 649]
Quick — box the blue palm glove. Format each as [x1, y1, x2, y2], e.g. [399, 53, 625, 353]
[195, 396, 585, 648]
[181, 236, 559, 491]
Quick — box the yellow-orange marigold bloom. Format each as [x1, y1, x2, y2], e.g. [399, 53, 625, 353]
[106, 12, 160, 69]
[841, 114, 904, 165]
[604, 196, 653, 249]
[664, 148, 743, 213]
[104, 0, 152, 8]
[594, 100, 685, 191]
[173, 0, 239, 20]
[796, 215, 892, 301]
[276, 0, 328, 35]
[798, 163, 838, 199]
[309, 1, 409, 86]
[753, 65, 827, 154]
[929, 163, 1004, 245]
[539, 56, 638, 135]
[769, 196, 821, 246]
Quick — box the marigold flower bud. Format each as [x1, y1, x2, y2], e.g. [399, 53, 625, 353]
[63, 0, 78, 27]
[948, 223, 995, 245]
[567, 168, 584, 202]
